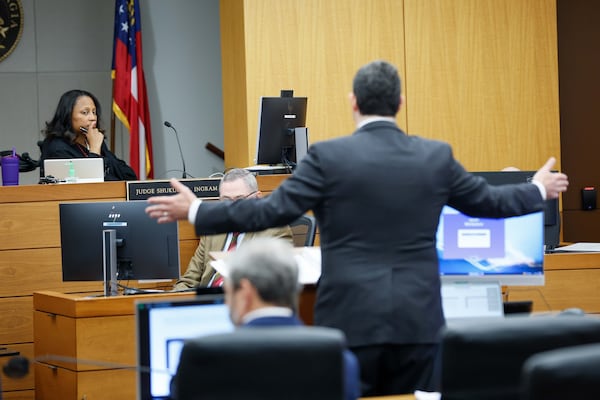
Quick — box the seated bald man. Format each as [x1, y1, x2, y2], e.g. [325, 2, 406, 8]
[173, 168, 293, 290]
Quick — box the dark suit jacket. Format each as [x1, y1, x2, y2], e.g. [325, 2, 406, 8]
[243, 315, 360, 400]
[194, 121, 544, 347]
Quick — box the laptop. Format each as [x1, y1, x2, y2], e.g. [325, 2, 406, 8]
[43, 158, 104, 183]
[136, 293, 235, 400]
[441, 281, 504, 321]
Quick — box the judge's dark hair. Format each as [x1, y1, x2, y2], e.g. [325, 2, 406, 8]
[353, 60, 402, 117]
[42, 89, 103, 142]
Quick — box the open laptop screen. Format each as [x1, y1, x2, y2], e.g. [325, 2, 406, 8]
[136, 294, 234, 400]
[44, 158, 104, 183]
[441, 281, 504, 321]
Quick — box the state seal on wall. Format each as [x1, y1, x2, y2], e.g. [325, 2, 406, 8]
[0, 0, 24, 63]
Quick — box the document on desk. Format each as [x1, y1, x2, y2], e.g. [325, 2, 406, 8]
[555, 242, 600, 252]
[210, 247, 321, 284]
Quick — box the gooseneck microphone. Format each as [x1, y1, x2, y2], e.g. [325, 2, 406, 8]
[3, 356, 29, 379]
[164, 121, 188, 178]
[2, 354, 167, 376]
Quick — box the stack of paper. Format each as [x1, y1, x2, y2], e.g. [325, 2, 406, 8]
[210, 246, 322, 284]
[555, 243, 600, 252]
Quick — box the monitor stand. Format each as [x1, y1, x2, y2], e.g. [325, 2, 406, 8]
[102, 229, 119, 297]
[293, 127, 308, 165]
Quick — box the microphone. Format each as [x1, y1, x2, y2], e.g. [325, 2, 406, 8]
[164, 121, 188, 178]
[2, 354, 169, 377]
[3, 356, 29, 379]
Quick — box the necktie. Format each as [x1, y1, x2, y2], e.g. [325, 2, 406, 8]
[210, 232, 240, 287]
[227, 232, 240, 251]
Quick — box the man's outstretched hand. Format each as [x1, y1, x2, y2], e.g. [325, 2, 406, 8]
[145, 178, 197, 223]
[533, 157, 569, 199]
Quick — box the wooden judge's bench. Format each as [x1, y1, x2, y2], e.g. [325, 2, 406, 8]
[0, 176, 289, 399]
[2, 177, 600, 399]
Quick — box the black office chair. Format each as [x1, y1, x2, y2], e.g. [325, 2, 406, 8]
[440, 315, 600, 400]
[520, 343, 600, 400]
[174, 326, 345, 400]
[289, 214, 317, 247]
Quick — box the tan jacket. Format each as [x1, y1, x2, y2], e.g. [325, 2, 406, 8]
[173, 226, 293, 290]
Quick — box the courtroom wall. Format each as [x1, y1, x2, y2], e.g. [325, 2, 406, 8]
[0, 0, 225, 185]
[221, 0, 560, 173]
[557, 0, 600, 242]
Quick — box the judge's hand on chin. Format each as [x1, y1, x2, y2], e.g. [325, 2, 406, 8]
[145, 178, 197, 223]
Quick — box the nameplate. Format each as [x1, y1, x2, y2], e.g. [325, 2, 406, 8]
[126, 178, 220, 201]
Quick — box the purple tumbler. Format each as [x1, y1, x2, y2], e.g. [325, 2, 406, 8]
[1, 155, 19, 186]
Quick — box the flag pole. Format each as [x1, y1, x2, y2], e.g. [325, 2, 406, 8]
[110, 103, 116, 153]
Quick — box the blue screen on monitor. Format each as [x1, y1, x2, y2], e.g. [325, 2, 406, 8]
[436, 206, 545, 286]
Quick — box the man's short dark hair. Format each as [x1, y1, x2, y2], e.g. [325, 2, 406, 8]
[352, 60, 402, 117]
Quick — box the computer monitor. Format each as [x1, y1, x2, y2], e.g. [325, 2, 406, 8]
[436, 199, 545, 286]
[474, 171, 560, 250]
[59, 200, 180, 282]
[136, 293, 234, 400]
[255, 95, 308, 167]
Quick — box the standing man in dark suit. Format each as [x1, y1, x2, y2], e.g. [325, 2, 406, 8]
[146, 60, 569, 396]
[222, 237, 360, 400]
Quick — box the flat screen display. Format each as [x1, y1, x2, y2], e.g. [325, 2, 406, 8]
[474, 171, 560, 250]
[436, 205, 545, 286]
[59, 201, 180, 281]
[255, 96, 307, 165]
[136, 294, 234, 400]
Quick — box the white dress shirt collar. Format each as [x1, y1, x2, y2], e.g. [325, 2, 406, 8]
[356, 116, 397, 129]
[242, 306, 294, 324]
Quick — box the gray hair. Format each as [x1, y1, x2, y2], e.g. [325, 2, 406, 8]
[227, 237, 300, 310]
[220, 168, 258, 192]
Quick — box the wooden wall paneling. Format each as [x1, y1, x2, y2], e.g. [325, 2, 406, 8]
[0, 183, 128, 398]
[0, 297, 33, 344]
[0, 182, 126, 204]
[2, 177, 288, 397]
[2, 391, 34, 400]
[228, 0, 407, 167]
[403, 0, 560, 171]
[33, 311, 77, 370]
[220, 0, 251, 169]
[35, 364, 136, 400]
[75, 369, 136, 399]
[0, 248, 103, 297]
[178, 221, 200, 273]
[507, 252, 600, 313]
[508, 269, 600, 313]
[35, 362, 78, 400]
[0, 197, 124, 251]
[177, 222, 197, 240]
[178, 239, 199, 276]
[74, 315, 136, 367]
[0, 201, 62, 250]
